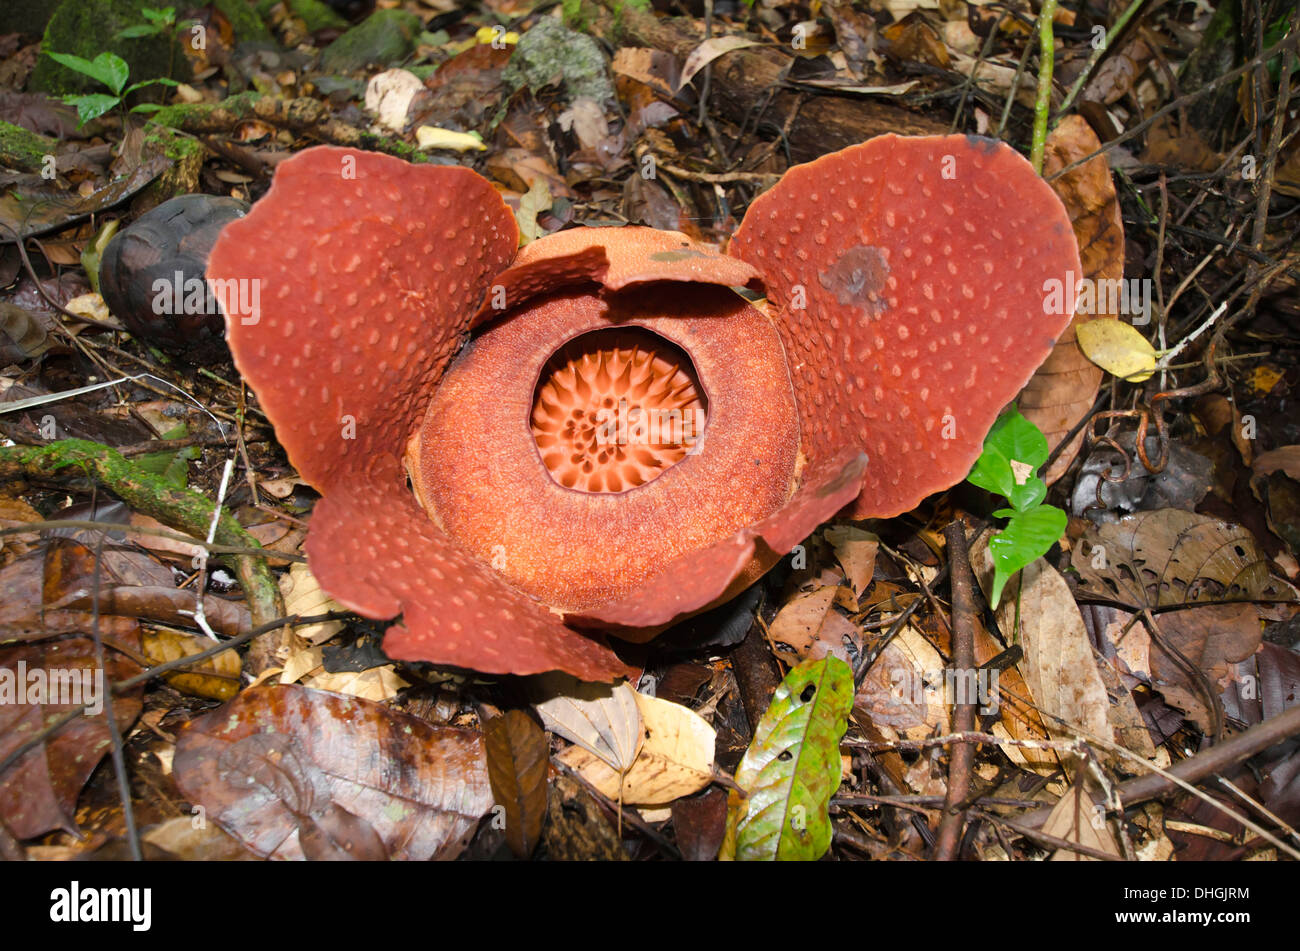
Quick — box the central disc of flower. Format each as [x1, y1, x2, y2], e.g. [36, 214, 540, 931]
[531, 329, 708, 494]
[409, 286, 801, 615]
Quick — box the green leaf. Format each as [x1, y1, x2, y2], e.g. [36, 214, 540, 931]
[46, 51, 130, 95]
[142, 6, 176, 25]
[988, 505, 1067, 607]
[967, 405, 1050, 512]
[125, 77, 178, 95]
[63, 93, 122, 126]
[137, 425, 197, 489]
[91, 52, 130, 95]
[115, 24, 162, 39]
[730, 657, 853, 861]
[129, 103, 166, 114]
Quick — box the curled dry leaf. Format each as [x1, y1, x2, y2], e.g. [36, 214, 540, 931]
[173, 684, 493, 860]
[676, 36, 759, 91]
[484, 710, 549, 858]
[533, 675, 643, 772]
[823, 524, 878, 597]
[1023, 115, 1126, 483]
[557, 692, 716, 806]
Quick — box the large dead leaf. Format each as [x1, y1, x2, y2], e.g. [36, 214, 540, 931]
[973, 546, 1117, 762]
[1072, 509, 1284, 607]
[971, 618, 1057, 770]
[0, 637, 142, 839]
[1023, 116, 1126, 483]
[173, 685, 492, 860]
[1072, 511, 1283, 733]
[557, 692, 715, 805]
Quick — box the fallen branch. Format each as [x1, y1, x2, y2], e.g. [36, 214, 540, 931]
[0, 439, 284, 635]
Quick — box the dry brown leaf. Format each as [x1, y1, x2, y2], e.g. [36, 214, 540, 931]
[768, 585, 838, 658]
[853, 623, 948, 744]
[557, 692, 715, 805]
[0, 496, 42, 567]
[971, 615, 1057, 769]
[823, 525, 878, 597]
[1023, 115, 1126, 484]
[974, 544, 1115, 761]
[1071, 509, 1284, 608]
[677, 36, 759, 91]
[173, 684, 491, 860]
[1254, 446, 1300, 481]
[484, 710, 549, 858]
[1044, 779, 1122, 860]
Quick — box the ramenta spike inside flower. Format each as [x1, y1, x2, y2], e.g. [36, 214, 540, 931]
[207, 135, 1081, 681]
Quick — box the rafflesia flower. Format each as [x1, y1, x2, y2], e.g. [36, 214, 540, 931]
[206, 135, 1079, 681]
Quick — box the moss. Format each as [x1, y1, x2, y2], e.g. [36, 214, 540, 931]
[504, 15, 614, 105]
[213, 0, 275, 45]
[146, 91, 262, 129]
[0, 119, 58, 174]
[255, 0, 348, 32]
[30, 0, 191, 95]
[136, 125, 206, 208]
[319, 9, 421, 73]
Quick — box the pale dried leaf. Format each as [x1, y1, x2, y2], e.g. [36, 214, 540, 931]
[534, 675, 642, 772]
[279, 562, 347, 645]
[1044, 780, 1122, 860]
[558, 692, 715, 805]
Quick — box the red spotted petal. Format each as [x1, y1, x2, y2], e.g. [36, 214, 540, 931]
[729, 134, 1080, 518]
[207, 145, 519, 490]
[309, 484, 634, 680]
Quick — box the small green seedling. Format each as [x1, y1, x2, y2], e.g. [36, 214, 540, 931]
[966, 405, 1067, 607]
[43, 50, 178, 125]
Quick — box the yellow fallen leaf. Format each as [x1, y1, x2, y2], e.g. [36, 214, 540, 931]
[415, 126, 487, 152]
[141, 629, 242, 701]
[304, 665, 409, 702]
[557, 692, 716, 805]
[65, 292, 119, 328]
[1075, 319, 1156, 382]
[279, 562, 347, 645]
[475, 26, 518, 45]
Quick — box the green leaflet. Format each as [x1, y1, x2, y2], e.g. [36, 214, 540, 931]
[730, 657, 853, 861]
[966, 405, 1066, 607]
[966, 405, 1049, 514]
[988, 505, 1068, 608]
